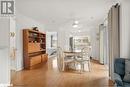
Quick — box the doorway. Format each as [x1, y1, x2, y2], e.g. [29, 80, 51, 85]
[99, 23, 110, 78]
[46, 32, 58, 57]
[10, 17, 17, 82]
[99, 24, 109, 66]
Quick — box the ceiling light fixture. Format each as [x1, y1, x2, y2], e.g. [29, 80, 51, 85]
[72, 20, 79, 28]
[73, 24, 78, 28]
[74, 20, 79, 24]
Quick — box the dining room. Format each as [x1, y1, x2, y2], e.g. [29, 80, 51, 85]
[57, 36, 92, 72]
[2, 0, 128, 87]
[12, 25, 112, 87]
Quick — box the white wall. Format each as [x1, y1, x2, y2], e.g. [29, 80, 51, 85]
[0, 17, 10, 84]
[15, 12, 45, 70]
[120, 0, 130, 58]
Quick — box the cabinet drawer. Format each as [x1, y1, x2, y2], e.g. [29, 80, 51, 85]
[30, 55, 41, 66]
[41, 54, 48, 62]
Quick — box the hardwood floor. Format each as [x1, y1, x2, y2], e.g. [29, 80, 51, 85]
[12, 57, 114, 87]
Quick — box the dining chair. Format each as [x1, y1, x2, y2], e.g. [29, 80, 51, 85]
[75, 46, 91, 73]
[57, 47, 75, 71]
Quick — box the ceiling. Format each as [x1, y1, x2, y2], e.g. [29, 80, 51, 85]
[16, 0, 118, 31]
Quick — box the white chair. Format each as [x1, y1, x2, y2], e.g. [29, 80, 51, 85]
[57, 47, 75, 71]
[75, 47, 91, 73]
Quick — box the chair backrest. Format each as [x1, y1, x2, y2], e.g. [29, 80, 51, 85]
[81, 46, 91, 59]
[114, 58, 125, 77]
[57, 47, 64, 71]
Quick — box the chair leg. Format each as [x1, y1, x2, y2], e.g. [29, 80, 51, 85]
[80, 63, 82, 74]
[62, 62, 65, 71]
[74, 62, 76, 70]
[88, 60, 91, 72]
[83, 64, 85, 72]
[80, 64, 84, 74]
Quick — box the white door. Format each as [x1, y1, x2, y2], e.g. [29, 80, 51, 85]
[10, 17, 16, 70]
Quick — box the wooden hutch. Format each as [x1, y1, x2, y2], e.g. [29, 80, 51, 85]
[23, 29, 48, 69]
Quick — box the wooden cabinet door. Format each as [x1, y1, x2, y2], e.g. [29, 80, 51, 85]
[41, 54, 48, 62]
[30, 55, 42, 66]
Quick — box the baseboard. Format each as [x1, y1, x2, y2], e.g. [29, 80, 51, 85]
[92, 57, 99, 61]
[10, 66, 16, 71]
[16, 67, 24, 71]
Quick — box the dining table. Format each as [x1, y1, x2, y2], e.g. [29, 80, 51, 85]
[63, 49, 91, 71]
[63, 50, 82, 70]
[64, 50, 82, 57]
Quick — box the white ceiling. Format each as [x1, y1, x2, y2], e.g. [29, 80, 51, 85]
[16, 0, 118, 31]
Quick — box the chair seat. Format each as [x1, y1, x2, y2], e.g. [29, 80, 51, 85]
[64, 57, 75, 63]
[75, 57, 90, 62]
[64, 59, 74, 63]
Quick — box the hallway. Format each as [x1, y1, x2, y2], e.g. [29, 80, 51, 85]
[12, 58, 114, 87]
